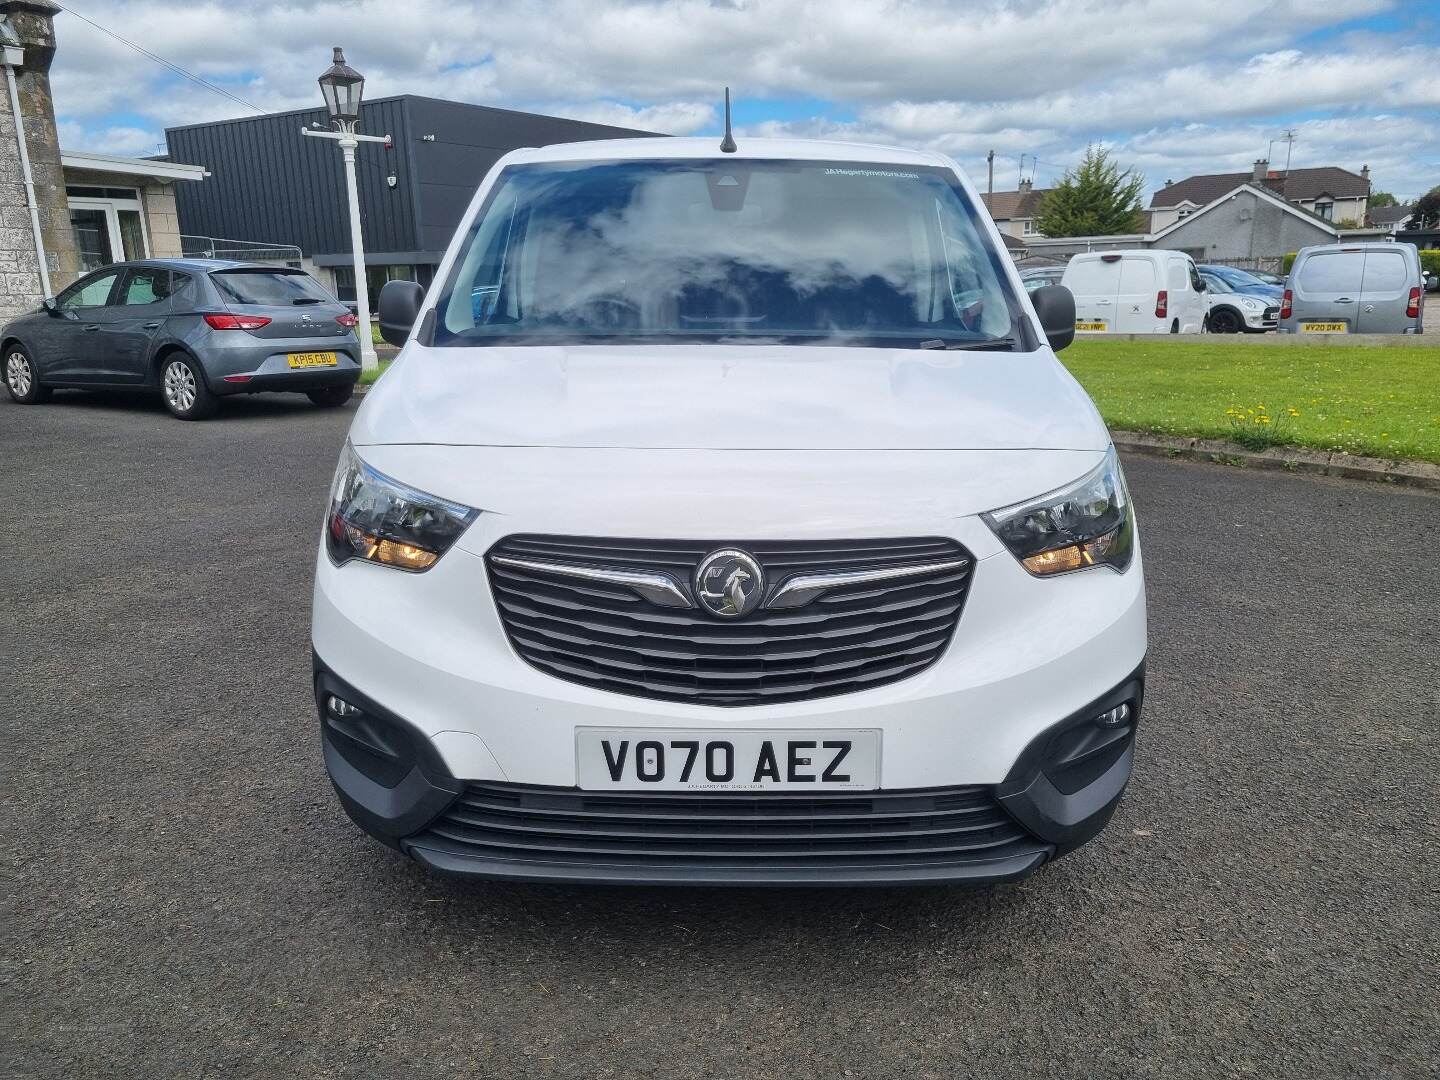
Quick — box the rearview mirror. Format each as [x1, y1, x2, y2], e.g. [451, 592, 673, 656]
[1030, 285, 1075, 352]
[377, 280, 425, 347]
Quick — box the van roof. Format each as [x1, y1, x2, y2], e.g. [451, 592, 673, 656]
[508, 136, 951, 169]
[1068, 250, 1179, 261]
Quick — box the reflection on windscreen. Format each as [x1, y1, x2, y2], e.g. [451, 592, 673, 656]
[434, 160, 1018, 347]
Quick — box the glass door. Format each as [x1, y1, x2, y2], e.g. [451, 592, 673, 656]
[69, 207, 115, 272]
[68, 194, 150, 272]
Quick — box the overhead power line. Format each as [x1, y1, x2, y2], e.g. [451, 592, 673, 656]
[54, 3, 394, 186]
[56, 3, 266, 117]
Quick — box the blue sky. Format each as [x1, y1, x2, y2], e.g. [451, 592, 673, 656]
[49, 0, 1440, 201]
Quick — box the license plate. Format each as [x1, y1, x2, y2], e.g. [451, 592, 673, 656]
[576, 728, 880, 791]
[287, 351, 339, 368]
[1074, 321, 1107, 331]
[1299, 322, 1347, 333]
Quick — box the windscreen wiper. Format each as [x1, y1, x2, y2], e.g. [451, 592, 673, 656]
[918, 337, 1017, 351]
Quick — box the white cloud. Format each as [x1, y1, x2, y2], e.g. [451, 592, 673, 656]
[45, 0, 1440, 199]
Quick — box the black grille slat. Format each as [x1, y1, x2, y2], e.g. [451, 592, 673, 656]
[487, 534, 973, 706]
[413, 782, 1037, 869]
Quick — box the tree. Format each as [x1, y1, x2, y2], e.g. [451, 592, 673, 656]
[1411, 186, 1440, 229]
[1034, 145, 1146, 237]
[1367, 191, 1399, 209]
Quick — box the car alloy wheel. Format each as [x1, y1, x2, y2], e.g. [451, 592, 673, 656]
[1210, 308, 1242, 334]
[6, 350, 32, 397]
[163, 359, 197, 413]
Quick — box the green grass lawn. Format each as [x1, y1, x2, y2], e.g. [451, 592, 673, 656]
[358, 358, 392, 386]
[1060, 339, 1440, 463]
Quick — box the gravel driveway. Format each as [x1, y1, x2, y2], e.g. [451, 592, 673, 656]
[2, 390, 1437, 1079]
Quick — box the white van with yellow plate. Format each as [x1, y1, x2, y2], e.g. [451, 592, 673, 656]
[1062, 250, 1207, 335]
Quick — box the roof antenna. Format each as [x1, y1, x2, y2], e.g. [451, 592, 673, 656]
[719, 87, 737, 153]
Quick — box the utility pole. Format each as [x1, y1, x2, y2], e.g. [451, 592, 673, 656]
[987, 149, 994, 198]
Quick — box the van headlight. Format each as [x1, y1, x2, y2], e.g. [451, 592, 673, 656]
[325, 443, 479, 572]
[982, 446, 1134, 576]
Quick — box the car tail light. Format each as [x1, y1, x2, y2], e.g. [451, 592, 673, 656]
[1154, 290, 1168, 318]
[204, 313, 271, 331]
[335, 313, 359, 327]
[1100, 254, 1121, 263]
[1406, 287, 1421, 319]
[1280, 289, 1292, 319]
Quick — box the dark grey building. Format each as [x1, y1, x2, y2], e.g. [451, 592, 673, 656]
[165, 96, 659, 304]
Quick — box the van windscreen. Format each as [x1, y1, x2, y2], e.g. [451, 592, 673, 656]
[432, 159, 1022, 348]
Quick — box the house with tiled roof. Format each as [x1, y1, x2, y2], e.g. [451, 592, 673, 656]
[1368, 203, 1415, 234]
[980, 180, 1051, 240]
[1150, 159, 1370, 232]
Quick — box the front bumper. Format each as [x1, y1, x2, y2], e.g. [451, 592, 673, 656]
[316, 657, 1144, 886]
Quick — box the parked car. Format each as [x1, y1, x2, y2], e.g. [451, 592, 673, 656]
[1062, 250, 1206, 334]
[1019, 266, 1066, 293]
[313, 136, 1146, 887]
[2, 259, 362, 419]
[1196, 263, 1283, 300]
[1198, 271, 1278, 333]
[1246, 269, 1287, 287]
[1279, 243, 1425, 334]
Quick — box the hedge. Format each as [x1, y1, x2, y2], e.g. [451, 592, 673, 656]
[1281, 249, 1439, 276]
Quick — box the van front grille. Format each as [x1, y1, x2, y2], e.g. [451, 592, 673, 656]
[410, 781, 1039, 871]
[485, 535, 974, 706]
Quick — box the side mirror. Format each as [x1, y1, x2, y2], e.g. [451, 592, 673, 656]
[42, 297, 58, 316]
[377, 280, 425, 347]
[1197, 280, 1208, 292]
[1030, 284, 1075, 352]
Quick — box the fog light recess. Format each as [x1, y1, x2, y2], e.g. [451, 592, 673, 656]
[328, 694, 362, 718]
[1095, 702, 1131, 728]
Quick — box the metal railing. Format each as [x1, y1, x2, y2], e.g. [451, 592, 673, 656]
[180, 235, 303, 265]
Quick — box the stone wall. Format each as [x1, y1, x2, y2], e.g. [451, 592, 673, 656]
[0, 85, 45, 319]
[1, 0, 80, 319]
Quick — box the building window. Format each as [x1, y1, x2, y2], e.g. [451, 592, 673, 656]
[67, 188, 148, 272]
[1177, 208, 1193, 219]
[1315, 201, 1334, 220]
[1021, 219, 1037, 236]
[333, 264, 432, 309]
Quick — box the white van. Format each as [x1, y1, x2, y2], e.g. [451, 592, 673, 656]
[315, 136, 1147, 887]
[1062, 250, 1207, 334]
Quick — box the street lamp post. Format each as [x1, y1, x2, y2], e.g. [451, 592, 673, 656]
[301, 47, 388, 374]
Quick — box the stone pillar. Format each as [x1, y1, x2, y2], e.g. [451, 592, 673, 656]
[1, 0, 80, 315]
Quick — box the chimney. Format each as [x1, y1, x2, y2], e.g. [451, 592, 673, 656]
[1361, 164, 1370, 182]
[1164, 179, 1172, 187]
[1251, 159, 1268, 182]
[1018, 178, 1033, 193]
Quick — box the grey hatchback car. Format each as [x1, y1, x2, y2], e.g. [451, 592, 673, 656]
[1279, 243, 1424, 335]
[2, 259, 362, 419]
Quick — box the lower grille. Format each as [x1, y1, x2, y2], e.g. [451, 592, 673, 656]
[486, 535, 974, 706]
[409, 782, 1041, 871]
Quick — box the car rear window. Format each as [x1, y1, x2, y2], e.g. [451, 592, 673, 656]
[1360, 251, 1410, 293]
[1062, 259, 1119, 295]
[1117, 258, 1156, 294]
[211, 270, 334, 306]
[1297, 252, 1364, 294]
